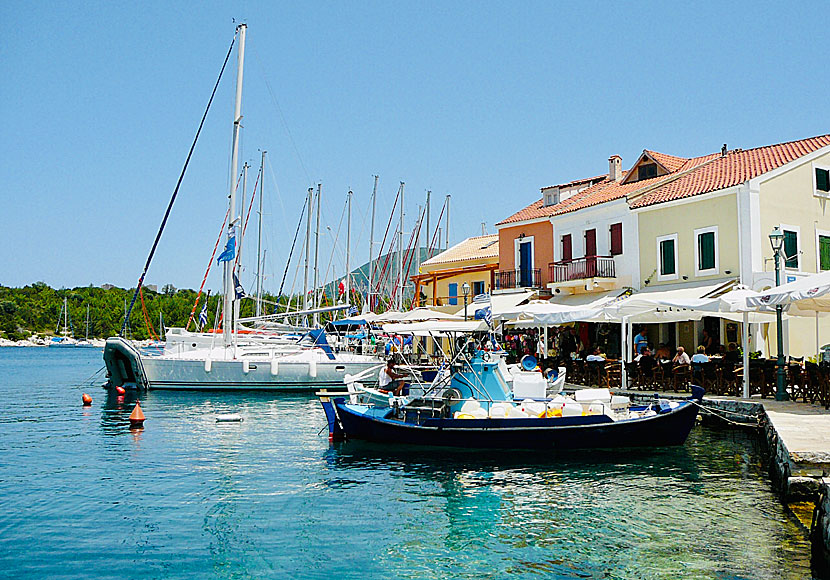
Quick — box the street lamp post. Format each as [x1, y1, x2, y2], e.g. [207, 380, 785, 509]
[462, 282, 470, 321]
[769, 226, 789, 401]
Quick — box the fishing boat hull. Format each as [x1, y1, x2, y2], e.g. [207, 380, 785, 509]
[104, 336, 382, 391]
[322, 397, 700, 450]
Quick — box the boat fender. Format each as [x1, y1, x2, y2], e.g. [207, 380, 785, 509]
[454, 412, 476, 419]
[309, 359, 317, 378]
[216, 413, 244, 422]
[242, 360, 250, 374]
[204, 358, 212, 372]
[115, 386, 126, 396]
[270, 360, 279, 375]
[82, 393, 92, 406]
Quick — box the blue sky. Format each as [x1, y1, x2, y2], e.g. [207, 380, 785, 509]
[1, 1, 827, 293]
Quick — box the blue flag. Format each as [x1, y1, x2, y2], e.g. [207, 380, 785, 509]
[217, 232, 236, 264]
[233, 273, 246, 299]
[348, 305, 359, 316]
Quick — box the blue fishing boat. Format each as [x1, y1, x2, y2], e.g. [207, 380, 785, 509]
[320, 350, 702, 450]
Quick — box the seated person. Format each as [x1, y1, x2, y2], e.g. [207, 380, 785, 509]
[691, 345, 710, 364]
[638, 347, 657, 373]
[672, 346, 691, 366]
[655, 343, 672, 361]
[724, 342, 742, 365]
[585, 347, 606, 362]
[378, 359, 406, 395]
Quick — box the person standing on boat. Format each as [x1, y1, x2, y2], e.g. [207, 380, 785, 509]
[379, 359, 406, 396]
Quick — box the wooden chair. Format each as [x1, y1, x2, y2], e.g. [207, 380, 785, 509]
[672, 364, 691, 392]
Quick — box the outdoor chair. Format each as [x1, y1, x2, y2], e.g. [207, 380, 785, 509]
[585, 361, 606, 387]
[605, 361, 622, 389]
[623, 361, 639, 389]
[672, 364, 691, 392]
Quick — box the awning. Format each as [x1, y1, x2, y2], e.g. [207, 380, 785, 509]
[744, 270, 830, 315]
[382, 320, 489, 334]
[500, 290, 624, 326]
[455, 289, 537, 319]
[605, 280, 736, 320]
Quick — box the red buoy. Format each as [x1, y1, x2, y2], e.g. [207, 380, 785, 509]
[115, 386, 126, 396]
[129, 401, 146, 428]
[82, 393, 92, 406]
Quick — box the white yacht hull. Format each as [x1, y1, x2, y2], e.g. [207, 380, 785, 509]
[104, 337, 382, 391]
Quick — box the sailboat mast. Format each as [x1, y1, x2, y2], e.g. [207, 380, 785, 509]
[425, 190, 431, 259]
[64, 296, 68, 337]
[345, 189, 352, 307]
[313, 183, 321, 326]
[234, 161, 248, 334]
[223, 23, 246, 348]
[367, 175, 378, 312]
[255, 151, 265, 318]
[398, 182, 405, 310]
[445, 194, 451, 250]
[303, 188, 313, 313]
[86, 304, 90, 341]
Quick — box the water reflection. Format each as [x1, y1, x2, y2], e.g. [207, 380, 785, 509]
[323, 428, 813, 580]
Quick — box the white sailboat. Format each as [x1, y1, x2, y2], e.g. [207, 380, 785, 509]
[50, 297, 78, 347]
[103, 25, 383, 391]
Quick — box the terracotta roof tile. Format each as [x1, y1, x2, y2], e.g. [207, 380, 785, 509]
[630, 134, 830, 208]
[421, 234, 499, 267]
[644, 150, 688, 172]
[498, 133, 830, 225]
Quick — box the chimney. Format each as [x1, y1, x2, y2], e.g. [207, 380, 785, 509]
[721, 144, 727, 156]
[608, 155, 622, 182]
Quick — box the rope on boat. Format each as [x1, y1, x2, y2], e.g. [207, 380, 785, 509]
[121, 32, 237, 337]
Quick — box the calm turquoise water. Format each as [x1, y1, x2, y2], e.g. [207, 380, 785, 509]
[0, 347, 816, 579]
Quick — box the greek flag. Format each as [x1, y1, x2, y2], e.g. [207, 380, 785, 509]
[348, 305, 359, 316]
[198, 291, 210, 330]
[217, 232, 236, 263]
[473, 292, 490, 304]
[474, 305, 493, 327]
[233, 273, 246, 299]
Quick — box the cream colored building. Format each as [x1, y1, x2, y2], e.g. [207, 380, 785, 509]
[631, 135, 830, 357]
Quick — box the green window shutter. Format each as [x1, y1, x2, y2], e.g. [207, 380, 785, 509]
[820, 236, 830, 271]
[660, 239, 675, 275]
[783, 230, 798, 268]
[817, 168, 830, 192]
[698, 232, 716, 271]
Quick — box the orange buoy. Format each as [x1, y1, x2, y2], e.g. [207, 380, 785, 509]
[115, 386, 126, 396]
[82, 393, 93, 406]
[129, 401, 146, 428]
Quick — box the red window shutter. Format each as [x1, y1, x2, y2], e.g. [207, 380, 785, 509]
[585, 229, 597, 257]
[610, 223, 623, 255]
[562, 234, 572, 262]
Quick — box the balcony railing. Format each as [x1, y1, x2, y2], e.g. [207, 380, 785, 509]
[549, 256, 616, 283]
[495, 268, 541, 289]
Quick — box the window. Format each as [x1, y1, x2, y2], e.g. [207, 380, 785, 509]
[694, 226, 718, 275]
[783, 229, 798, 269]
[816, 167, 830, 197]
[561, 234, 572, 262]
[656, 233, 678, 280]
[473, 281, 485, 296]
[638, 164, 657, 180]
[448, 283, 458, 306]
[819, 234, 830, 271]
[610, 223, 623, 255]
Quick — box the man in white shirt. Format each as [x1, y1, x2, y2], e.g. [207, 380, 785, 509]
[672, 347, 691, 366]
[378, 359, 406, 395]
